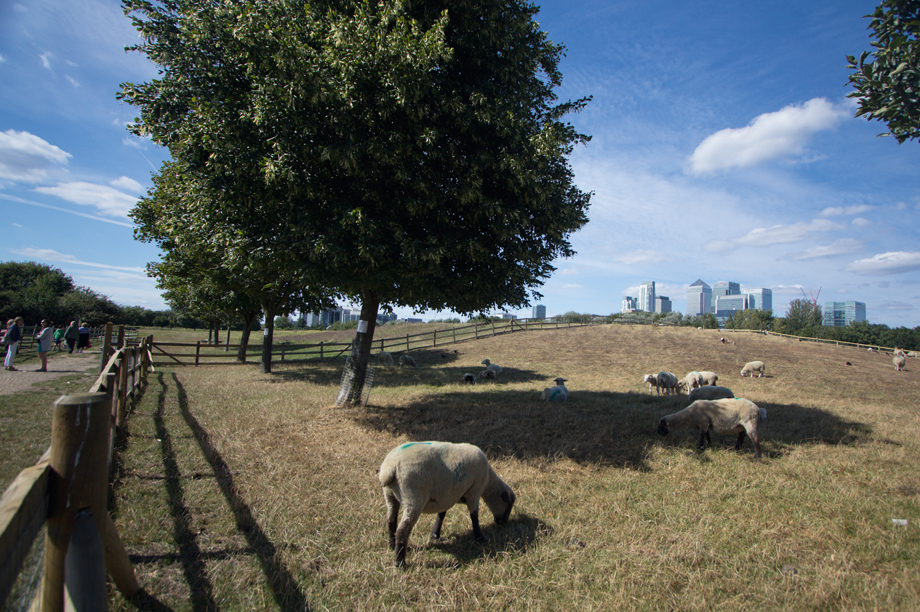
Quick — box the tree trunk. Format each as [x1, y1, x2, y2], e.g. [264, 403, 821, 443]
[260, 304, 275, 373]
[237, 310, 258, 363]
[337, 291, 380, 406]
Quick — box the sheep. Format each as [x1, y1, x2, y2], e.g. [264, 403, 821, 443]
[908, 351, 920, 359]
[656, 371, 680, 396]
[399, 354, 417, 368]
[480, 369, 496, 381]
[894, 353, 906, 371]
[677, 371, 719, 394]
[480, 359, 502, 375]
[643, 374, 660, 395]
[657, 398, 767, 458]
[540, 377, 568, 401]
[379, 441, 515, 567]
[688, 385, 735, 402]
[740, 361, 765, 378]
[461, 373, 477, 384]
[377, 351, 395, 366]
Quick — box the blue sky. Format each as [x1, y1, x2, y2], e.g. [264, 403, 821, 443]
[2, 0, 919, 327]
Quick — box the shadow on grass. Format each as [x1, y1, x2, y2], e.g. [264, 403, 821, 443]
[126, 372, 310, 612]
[353, 390, 877, 469]
[420, 513, 550, 568]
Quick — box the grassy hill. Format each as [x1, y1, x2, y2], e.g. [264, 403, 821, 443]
[96, 324, 920, 609]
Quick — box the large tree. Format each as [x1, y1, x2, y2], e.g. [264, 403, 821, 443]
[121, 0, 592, 401]
[847, 0, 920, 143]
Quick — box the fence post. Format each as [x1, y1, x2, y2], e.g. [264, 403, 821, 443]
[475, 323, 479, 340]
[453, 328, 457, 343]
[195, 341, 201, 367]
[433, 329, 437, 347]
[99, 323, 114, 373]
[491, 320, 496, 336]
[406, 333, 410, 352]
[281, 344, 286, 363]
[320, 341, 324, 362]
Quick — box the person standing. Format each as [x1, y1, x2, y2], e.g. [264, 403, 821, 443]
[35, 319, 53, 371]
[64, 320, 79, 353]
[77, 322, 90, 353]
[52, 325, 65, 351]
[3, 316, 23, 371]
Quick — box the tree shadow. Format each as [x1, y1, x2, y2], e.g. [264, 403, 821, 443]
[353, 390, 877, 469]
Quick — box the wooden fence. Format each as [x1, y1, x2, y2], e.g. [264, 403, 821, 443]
[149, 316, 596, 365]
[722, 327, 905, 355]
[0, 324, 153, 610]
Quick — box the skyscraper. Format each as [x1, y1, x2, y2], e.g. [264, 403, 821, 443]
[655, 295, 672, 314]
[622, 296, 637, 313]
[686, 279, 712, 316]
[744, 288, 773, 312]
[638, 281, 655, 313]
[712, 281, 740, 301]
[823, 301, 867, 326]
[532, 304, 546, 319]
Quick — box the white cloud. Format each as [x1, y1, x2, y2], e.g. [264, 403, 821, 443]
[65, 75, 80, 88]
[688, 98, 847, 174]
[788, 238, 863, 260]
[39, 52, 52, 70]
[851, 217, 872, 228]
[845, 251, 920, 275]
[704, 218, 843, 252]
[819, 204, 872, 217]
[110, 176, 143, 193]
[33, 181, 138, 217]
[8, 248, 145, 273]
[613, 250, 668, 265]
[0, 54, 6, 64]
[0, 130, 72, 182]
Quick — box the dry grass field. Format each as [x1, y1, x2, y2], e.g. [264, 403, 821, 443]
[97, 324, 920, 610]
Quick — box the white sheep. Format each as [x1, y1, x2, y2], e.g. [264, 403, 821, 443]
[740, 361, 765, 378]
[379, 441, 515, 567]
[657, 398, 767, 458]
[656, 371, 680, 396]
[893, 353, 906, 371]
[377, 351, 395, 366]
[399, 354, 417, 368]
[643, 374, 660, 395]
[688, 385, 735, 402]
[540, 377, 568, 401]
[677, 371, 718, 394]
[481, 359, 502, 375]
[461, 373, 477, 384]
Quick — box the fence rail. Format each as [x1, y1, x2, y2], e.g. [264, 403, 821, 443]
[148, 317, 594, 365]
[0, 324, 151, 610]
[723, 327, 905, 354]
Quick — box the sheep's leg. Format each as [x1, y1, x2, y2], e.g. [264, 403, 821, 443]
[746, 428, 762, 458]
[431, 511, 446, 539]
[384, 491, 400, 550]
[734, 431, 746, 451]
[469, 511, 486, 542]
[395, 507, 423, 567]
[697, 430, 710, 450]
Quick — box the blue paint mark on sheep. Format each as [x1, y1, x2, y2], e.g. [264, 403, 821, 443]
[453, 461, 467, 482]
[399, 442, 432, 450]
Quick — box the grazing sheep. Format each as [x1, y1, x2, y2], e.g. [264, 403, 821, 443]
[740, 361, 765, 378]
[656, 371, 680, 396]
[481, 359, 502, 375]
[643, 374, 660, 395]
[379, 441, 516, 567]
[657, 398, 767, 458]
[720, 337, 726, 344]
[540, 377, 568, 401]
[908, 351, 920, 359]
[462, 373, 477, 384]
[399, 354, 417, 368]
[894, 353, 906, 371]
[677, 371, 719, 394]
[480, 369, 496, 381]
[688, 385, 734, 401]
[377, 351, 395, 366]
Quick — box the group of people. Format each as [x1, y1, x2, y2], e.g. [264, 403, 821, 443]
[2, 319, 92, 372]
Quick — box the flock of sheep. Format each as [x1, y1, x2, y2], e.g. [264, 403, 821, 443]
[375, 341, 913, 566]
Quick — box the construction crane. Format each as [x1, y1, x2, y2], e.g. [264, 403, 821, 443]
[800, 287, 822, 306]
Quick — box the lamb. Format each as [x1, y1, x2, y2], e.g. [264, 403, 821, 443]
[893, 353, 906, 371]
[399, 354, 417, 368]
[377, 351, 395, 366]
[657, 398, 767, 458]
[379, 441, 515, 567]
[740, 361, 765, 378]
[480, 359, 502, 375]
[677, 371, 718, 394]
[656, 371, 680, 396]
[462, 373, 477, 384]
[643, 374, 660, 394]
[540, 377, 568, 401]
[688, 385, 735, 401]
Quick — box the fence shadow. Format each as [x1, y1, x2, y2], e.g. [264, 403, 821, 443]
[353, 390, 875, 469]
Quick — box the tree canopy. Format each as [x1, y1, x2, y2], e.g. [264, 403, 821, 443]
[121, 0, 592, 398]
[847, 0, 920, 143]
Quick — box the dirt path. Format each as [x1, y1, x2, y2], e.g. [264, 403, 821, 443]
[0, 352, 99, 395]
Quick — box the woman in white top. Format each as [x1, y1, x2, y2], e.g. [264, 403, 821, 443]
[35, 319, 54, 372]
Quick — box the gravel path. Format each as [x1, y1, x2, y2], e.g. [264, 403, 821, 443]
[0, 352, 98, 395]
